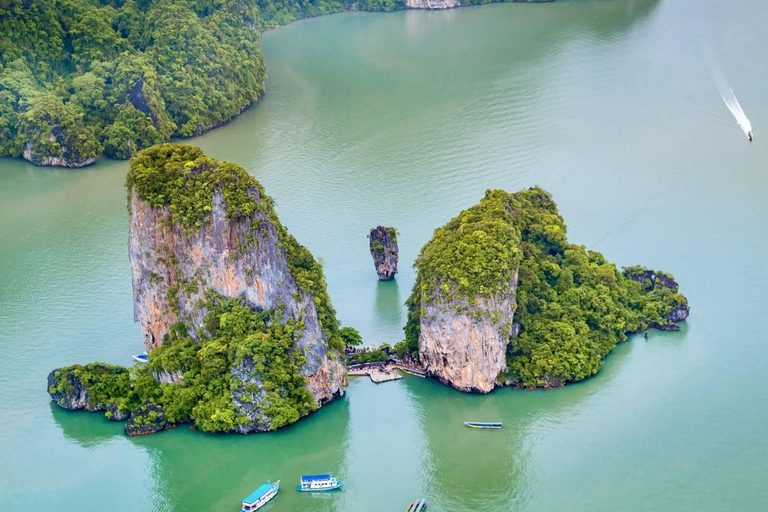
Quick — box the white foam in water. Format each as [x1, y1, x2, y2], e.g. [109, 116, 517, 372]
[717, 75, 753, 138]
[706, 46, 753, 139]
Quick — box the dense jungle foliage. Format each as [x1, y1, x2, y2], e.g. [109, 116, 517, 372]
[0, 0, 266, 164]
[50, 297, 322, 433]
[405, 187, 689, 388]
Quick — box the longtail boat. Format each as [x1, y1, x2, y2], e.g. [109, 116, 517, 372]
[464, 422, 502, 429]
[398, 367, 426, 377]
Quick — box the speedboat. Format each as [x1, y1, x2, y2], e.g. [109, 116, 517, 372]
[747, 130, 753, 141]
[242, 480, 279, 511]
[297, 474, 343, 492]
[132, 352, 148, 363]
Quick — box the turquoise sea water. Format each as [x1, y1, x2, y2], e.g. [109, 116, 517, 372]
[1, 0, 768, 510]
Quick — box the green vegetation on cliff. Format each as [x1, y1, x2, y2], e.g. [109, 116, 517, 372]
[0, 0, 265, 164]
[50, 298, 320, 433]
[406, 187, 689, 388]
[127, 144, 343, 348]
[49, 145, 349, 434]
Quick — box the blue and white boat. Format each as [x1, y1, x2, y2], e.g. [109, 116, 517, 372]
[241, 480, 279, 511]
[297, 474, 343, 492]
[132, 352, 148, 363]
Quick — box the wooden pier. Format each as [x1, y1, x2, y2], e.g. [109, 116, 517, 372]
[405, 499, 427, 512]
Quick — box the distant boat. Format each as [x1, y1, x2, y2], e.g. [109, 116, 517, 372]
[405, 498, 427, 512]
[297, 474, 343, 492]
[464, 422, 502, 429]
[747, 130, 753, 141]
[132, 352, 148, 363]
[398, 367, 426, 378]
[241, 480, 279, 511]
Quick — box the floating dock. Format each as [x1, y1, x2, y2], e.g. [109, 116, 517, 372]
[347, 365, 402, 384]
[405, 499, 427, 512]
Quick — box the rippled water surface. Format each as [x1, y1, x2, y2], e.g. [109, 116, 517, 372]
[2, 0, 768, 510]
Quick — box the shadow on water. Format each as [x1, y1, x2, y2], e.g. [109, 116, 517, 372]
[51, 392, 352, 511]
[50, 401, 126, 449]
[372, 279, 403, 342]
[398, 321, 687, 512]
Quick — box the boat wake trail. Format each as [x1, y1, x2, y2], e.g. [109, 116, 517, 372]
[706, 47, 753, 140]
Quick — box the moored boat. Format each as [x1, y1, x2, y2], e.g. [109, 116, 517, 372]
[241, 480, 279, 511]
[398, 367, 426, 378]
[464, 422, 502, 429]
[297, 474, 343, 492]
[132, 352, 148, 363]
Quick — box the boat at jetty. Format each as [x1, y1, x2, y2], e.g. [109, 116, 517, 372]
[132, 352, 148, 363]
[297, 474, 343, 492]
[241, 480, 279, 511]
[398, 367, 426, 378]
[464, 422, 502, 429]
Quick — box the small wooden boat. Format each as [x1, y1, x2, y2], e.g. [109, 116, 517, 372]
[297, 474, 343, 492]
[132, 352, 148, 363]
[464, 422, 502, 429]
[405, 498, 427, 511]
[241, 480, 279, 511]
[398, 367, 426, 378]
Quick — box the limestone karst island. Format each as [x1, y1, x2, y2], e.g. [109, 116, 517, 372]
[3, 0, 764, 510]
[48, 145, 689, 434]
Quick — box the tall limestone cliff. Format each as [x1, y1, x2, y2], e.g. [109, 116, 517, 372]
[406, 190, 523, 393]
[48, 144, 346, 435]
[405, 187, 690, 392]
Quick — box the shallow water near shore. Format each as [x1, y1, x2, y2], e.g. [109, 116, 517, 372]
[2, 0, 768, 510]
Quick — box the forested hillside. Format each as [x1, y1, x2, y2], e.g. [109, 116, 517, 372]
[0, 0, 266, 166]
[0, 0, 549, 167]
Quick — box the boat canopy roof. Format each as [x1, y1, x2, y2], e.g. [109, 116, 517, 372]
[301, 474, 331, 481]
[243, 483, 273, 504]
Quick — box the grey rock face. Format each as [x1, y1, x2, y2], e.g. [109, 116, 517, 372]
[151, 369, 184, 384]
[231, 356, 271, 433]
[667, 304, 689, 323]
[47, 368, 129, 421]
[419, 273, 518, 393]
[125, 402, 169, 436]
[22, 139, 95, 168]
[128, 180, 345, 410]
[369, 226, 399, 280]
[406, 0, 460, 9]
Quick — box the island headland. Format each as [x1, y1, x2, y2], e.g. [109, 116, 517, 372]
[48, 144, 346, 435]
[403, 187, 689, 392]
